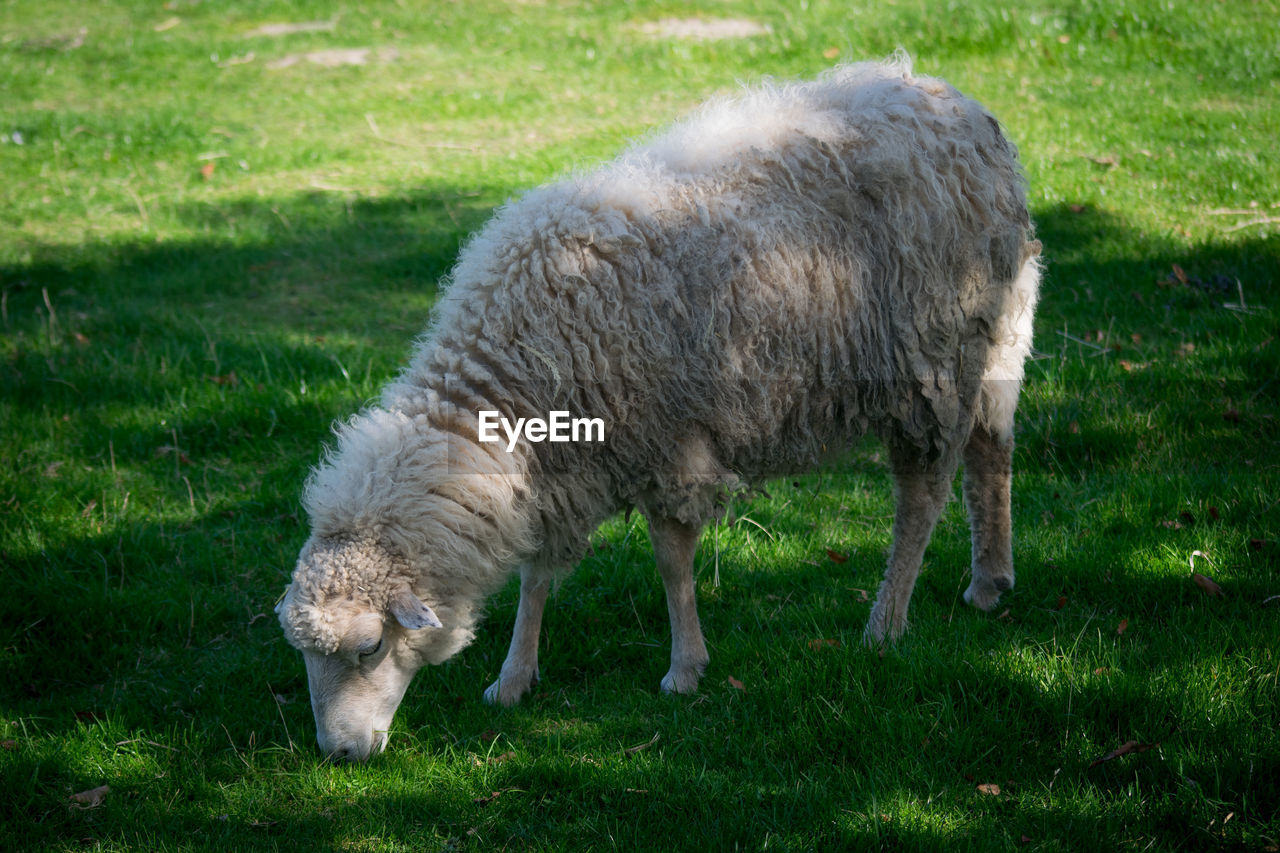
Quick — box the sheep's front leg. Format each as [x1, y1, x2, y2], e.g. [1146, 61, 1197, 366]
[649, 515, 710, 694]
[864, 457, 954, 647]
[961, 424, 1015, 610]
[484, 568, 549, 707]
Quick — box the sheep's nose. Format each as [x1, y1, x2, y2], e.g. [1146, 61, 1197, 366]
[324, 742, 369, 764]
[325, 732, 373, 758]
[318, 731, 371, 763]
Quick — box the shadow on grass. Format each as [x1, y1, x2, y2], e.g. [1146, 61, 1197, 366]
[2, 182, 506, 349]
[2, 196, 1278, 847]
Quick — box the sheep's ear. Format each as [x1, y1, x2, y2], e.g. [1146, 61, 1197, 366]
[389, 589, 442, 630]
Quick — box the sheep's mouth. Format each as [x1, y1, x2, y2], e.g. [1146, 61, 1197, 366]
[323, 730, 391, 764]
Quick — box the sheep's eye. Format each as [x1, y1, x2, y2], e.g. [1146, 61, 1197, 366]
[358, 638, 383, 660]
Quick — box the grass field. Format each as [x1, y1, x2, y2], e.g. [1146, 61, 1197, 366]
[2, 0, 1278, 849]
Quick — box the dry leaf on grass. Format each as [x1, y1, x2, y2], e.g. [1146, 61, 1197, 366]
[1116, 618, 1129, 636]
[70, 785, 109, 809]
[1188, 551, 1225, 597]
[727, 676, 745, 690]
[808, 638, 841, 650]
[1089, 740, 1156, 768]
[1192, 572, 1224, 597]
[976, 783, 1001, 796]
[825, 549, 847, 563]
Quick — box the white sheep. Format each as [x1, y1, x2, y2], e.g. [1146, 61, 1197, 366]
[277, 55, 1041, 762]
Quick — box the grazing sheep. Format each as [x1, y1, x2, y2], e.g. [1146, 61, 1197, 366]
[277, 55, 1041, 762]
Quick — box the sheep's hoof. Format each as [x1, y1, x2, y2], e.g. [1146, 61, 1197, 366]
[861, 625, 896, 656]
[660, 655, 708, 695]
[863, 604, 906, 650]
[483, 669, 538, 707]
[963, 574, 1014, 611]
[660, 667, 703, 695]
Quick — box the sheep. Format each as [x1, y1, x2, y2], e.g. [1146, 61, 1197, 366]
[276, 55, 1041, 763]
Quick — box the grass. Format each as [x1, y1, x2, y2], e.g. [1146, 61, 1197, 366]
[2, 0, 1278, 849]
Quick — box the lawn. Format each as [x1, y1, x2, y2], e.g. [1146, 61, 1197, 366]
[2, 0, 1278, 849]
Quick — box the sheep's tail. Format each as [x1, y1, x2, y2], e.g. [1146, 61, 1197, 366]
[977, 241, 1042, 442]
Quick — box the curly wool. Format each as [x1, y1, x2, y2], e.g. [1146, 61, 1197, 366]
[291, 56, 1038, 655]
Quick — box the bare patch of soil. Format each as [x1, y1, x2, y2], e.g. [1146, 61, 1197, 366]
[638, 18, 771, 41]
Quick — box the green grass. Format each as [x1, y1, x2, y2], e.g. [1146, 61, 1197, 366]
[2, 0, 1278, 849]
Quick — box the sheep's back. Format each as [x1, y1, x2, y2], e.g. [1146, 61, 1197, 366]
[395, 58, 1034, 551]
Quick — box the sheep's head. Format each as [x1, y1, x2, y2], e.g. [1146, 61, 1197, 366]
[276, 535, 462, 763]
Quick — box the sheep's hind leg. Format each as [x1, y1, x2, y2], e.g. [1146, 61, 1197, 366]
[864, 454, 954, 647]
[962, 424, 1015, 610]
[649, 515, 710, 694]
[484, 567, 549, 707]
